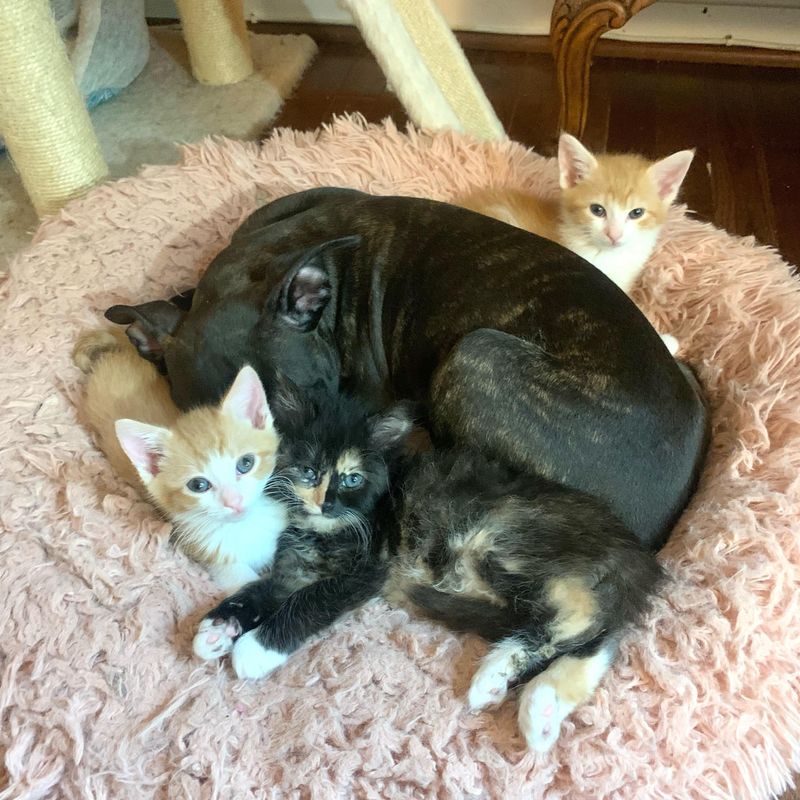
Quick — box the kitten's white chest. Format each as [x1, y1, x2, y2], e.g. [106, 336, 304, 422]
[185, 496, 287, 573]
[569, 232, 659, 293]
[218, 498, 286, 571]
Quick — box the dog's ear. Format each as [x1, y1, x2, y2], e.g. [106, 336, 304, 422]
[168, 288, 195, 311]
[274, 236, 361, 332]
[104, 300, 184, 366]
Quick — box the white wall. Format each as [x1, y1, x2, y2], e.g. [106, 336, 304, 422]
[146, 0, 800, 51]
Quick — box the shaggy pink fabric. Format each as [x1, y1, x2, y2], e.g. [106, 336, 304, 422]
[1, 116, 799, 800]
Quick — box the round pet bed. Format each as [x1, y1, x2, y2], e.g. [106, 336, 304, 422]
[1, 116, 798, 800]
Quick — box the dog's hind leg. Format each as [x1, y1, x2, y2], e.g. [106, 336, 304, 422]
[429, 327, 704, 548]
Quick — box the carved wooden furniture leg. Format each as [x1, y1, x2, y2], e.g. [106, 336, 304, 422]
[551, 0, 657, 138]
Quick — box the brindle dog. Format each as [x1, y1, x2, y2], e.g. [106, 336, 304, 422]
[107, 188, 707, 547]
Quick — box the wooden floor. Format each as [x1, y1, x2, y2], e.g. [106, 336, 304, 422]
[263, 24, 800, 271]
[261, 24, 800, 799]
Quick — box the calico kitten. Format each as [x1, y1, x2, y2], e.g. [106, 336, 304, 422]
[192, 393, 413, 679]
[385, 447, 664, 753]
[458, 134, 694, 354]
[73, 330, 288, 592]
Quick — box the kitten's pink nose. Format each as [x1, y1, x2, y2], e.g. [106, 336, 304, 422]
[606, 229, 623, 244]
[222, 490, 244, 513]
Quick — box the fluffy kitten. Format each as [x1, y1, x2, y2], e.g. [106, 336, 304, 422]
[385, 447, 664, 753]
[73, 330, 287, 592]
[192, 393, 412, 679]
[458, 134, 694, 354]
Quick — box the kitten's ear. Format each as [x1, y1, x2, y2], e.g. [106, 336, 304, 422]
[369, 403, 414, 451]
[105, 301, 184, 368]
[649, 149, 695, 204]
[220, 365, 274, 431]
[558, 133, 598, 189]
[115, 419, 170, 483]
[273, 236, 361, 332]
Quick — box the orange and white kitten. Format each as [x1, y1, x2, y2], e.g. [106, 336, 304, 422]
[458, 134, 694, 354]
[73, 330, 288, 592]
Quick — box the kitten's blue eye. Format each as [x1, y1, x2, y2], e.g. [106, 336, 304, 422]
[187, 477, 211, 493]
[301, 467, 317, 485]
[236, 454, 255, 474]
[589, 204, 606, 218]
[628, 207, 645, 219]
[341, 473, 364, 489]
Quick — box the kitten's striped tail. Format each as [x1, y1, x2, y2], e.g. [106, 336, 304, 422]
[72, 328, 127, 374]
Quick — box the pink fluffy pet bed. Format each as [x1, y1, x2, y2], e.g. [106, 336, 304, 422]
[2, 116, 799, 800]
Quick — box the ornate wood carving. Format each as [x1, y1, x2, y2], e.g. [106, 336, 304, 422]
[550, 0, 657, 137]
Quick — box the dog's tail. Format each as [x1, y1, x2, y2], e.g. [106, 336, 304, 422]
[72, 328, 127, 374]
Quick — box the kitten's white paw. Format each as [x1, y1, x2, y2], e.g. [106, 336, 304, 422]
[193, 617, 241, 661]
[231, 630, 287, 680]
[468, 650, 516, 711]
[517, 681, 573, 753]
[660, 333, 680, 356]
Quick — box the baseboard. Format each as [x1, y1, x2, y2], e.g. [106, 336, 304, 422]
[147, 0, 800, 53]
[231, 22, 800, 69]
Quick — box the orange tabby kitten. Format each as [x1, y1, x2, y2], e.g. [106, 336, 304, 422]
[73, 330, 287, 592]
[458, 134, 694, 354]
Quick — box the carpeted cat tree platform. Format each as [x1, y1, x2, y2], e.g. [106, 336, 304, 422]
[1, 116, 799, 799]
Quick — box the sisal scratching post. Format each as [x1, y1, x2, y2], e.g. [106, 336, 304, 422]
[342, 0, 504, 141]
[175, 0, 254, 86]
[0, 0, 108, 217]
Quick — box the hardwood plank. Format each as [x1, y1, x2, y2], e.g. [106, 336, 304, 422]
[466, 48, 530, 131]
[604, 58, 661, 156]
[702, 67, 777, 246]
[749, 69, 800, 268]
[504, 53, 560, 154]
[648, 63, 714, 223]
[295, 39, 356, 93]
[324, 93, 407, 127]
[246, 21, 800, 68]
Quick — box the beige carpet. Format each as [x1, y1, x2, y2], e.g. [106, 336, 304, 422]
[0, 27, 317, 271]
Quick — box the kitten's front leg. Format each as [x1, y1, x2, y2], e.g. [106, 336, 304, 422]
[193, 578, 283, 661]
[230, 561, 388, 680]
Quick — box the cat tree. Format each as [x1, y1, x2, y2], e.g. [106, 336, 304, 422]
[0, 0, 504, 218]
[0, 0, 259, 217]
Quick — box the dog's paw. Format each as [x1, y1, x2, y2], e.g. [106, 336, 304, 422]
[231, 631, 287, 680]
[193, 617, 242, 661]
[517, 681, 572, 753]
